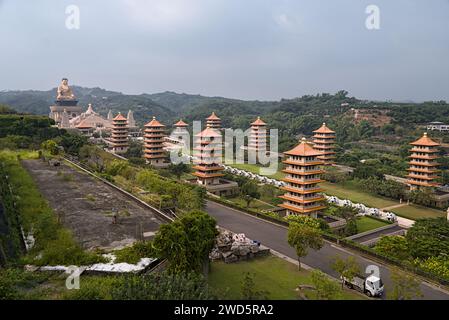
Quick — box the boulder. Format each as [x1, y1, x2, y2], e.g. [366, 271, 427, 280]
[224, 254, 238, 263]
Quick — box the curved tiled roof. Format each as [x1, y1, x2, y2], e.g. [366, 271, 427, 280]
[410, 133, 440, 147]
[251, 116, 267, 126]
[174, 119, 188, 127]
[113, 113, 128, 121]
[313, 123, 335, 134]
[207, 112, 220, 120]
[145, 116, 165, 127]
[284, 138, 322, 157]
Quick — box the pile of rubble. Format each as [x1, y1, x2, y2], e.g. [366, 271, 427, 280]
[210, 229, 270, 263]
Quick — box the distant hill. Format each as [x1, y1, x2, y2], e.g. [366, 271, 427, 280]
[0, 87, 175, 126]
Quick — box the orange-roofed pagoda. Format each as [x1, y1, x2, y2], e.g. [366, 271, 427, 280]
[192, 127, 225, 187]
[110, 113, 129, 154]
[312, 123, 336, 165]
[407, 132, 441, 190]
[174, 119, 189, 130]
[248, 117, 267, 161]
[206, 112, 221, 129]
[144, 116, 168, 168]
[279, 138, 326, 217]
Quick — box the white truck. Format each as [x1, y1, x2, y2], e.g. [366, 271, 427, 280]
[343, 274, 384, 297]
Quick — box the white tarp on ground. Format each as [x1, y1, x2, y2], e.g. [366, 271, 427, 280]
[26, 256, 158, 274]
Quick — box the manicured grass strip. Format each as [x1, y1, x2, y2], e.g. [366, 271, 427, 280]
[391, 204, 445, 220]
[208, 255, 365, 300]
[322, 181, 397, 209]
[356, 216, 389, 233]
[226, 162, 285, 180]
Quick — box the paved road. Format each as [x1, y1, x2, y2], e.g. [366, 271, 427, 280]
[206, 200, 449, 300]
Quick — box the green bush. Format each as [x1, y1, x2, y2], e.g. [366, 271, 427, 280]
[416, 256, 449, 280]
[114, 241, 156, 264]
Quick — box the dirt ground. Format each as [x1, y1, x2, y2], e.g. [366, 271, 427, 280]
[22, 159, 164, 251]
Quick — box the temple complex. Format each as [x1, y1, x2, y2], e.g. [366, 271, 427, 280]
[279, 138, 326, 217]
[110, 113, 129, 154]
[407, 133, 441, 190]
[143, 117, 169, 168]
[248, 117, 267, 161]
[312, 123, 336, 165]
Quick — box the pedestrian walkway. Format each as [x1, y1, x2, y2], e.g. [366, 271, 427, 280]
[380, 203, 407, 211]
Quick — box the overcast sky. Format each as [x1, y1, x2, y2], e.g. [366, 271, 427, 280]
[1, 0, 448, 101]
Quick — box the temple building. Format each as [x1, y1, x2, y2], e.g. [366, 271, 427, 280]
[143, 117, 169, 168]
[110, 113, 129, 154]
[406, 133, 441, 190]
[49, 78, 83, 124]
[279, 138, 326, 217]
[312, 123, 336, 165]
[248, 117, 267, 161]
[165, 119, 190, 153]
[193, 127, 224, 185]
[193, 124, 238, 196]
[206, 112, 221, 129]
[70, 103, 112, 134]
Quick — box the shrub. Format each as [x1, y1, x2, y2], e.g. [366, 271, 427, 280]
[114, 241, 156, 264]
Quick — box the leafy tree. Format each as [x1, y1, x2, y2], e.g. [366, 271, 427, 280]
[331, 256, 361, 288]
[240, 181, 261, 208]
[333, 206, 358, 236]
[310, 270, 342, 300]
[374, 236, 411, 261]
[285, 214, 329, 231]
[388, 268, 422, 300]
[79, 145, 106, 172]
[240, 272, 269, 300]
[58, 133, 87, 156]
[406, 218, 449, 259]
[124, 140, 143, 158]
[287, 223, 324, 270]
[152, 211, 218, 274]
[168, 163, 191, 180]
[352, 164, 384, 180]
[41, 140, 59, 155]
[408, 188, 437, 207]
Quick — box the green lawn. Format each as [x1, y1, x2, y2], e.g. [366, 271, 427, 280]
[322, 181, 398, 209]
[390, 204, 445, 220]
[356, 216, 389, 233]
[226, 162, 285, 180]
[226, 196, 275, 211]
[208, 255, 365, 300]
[322, 181, 445, 220]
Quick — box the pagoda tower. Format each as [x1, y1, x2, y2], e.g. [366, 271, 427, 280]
[174, 119, 189, 134]
[406, 133, 441, 190]
[279, 138, 326, 217]
[110, 113, 129, 154]
[206, 112, 221, 129]
[143, 117, 168, 168]
[192, 127, 224, 186]
[312, 123, 336, 165]
[248, 117, 267, 161]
